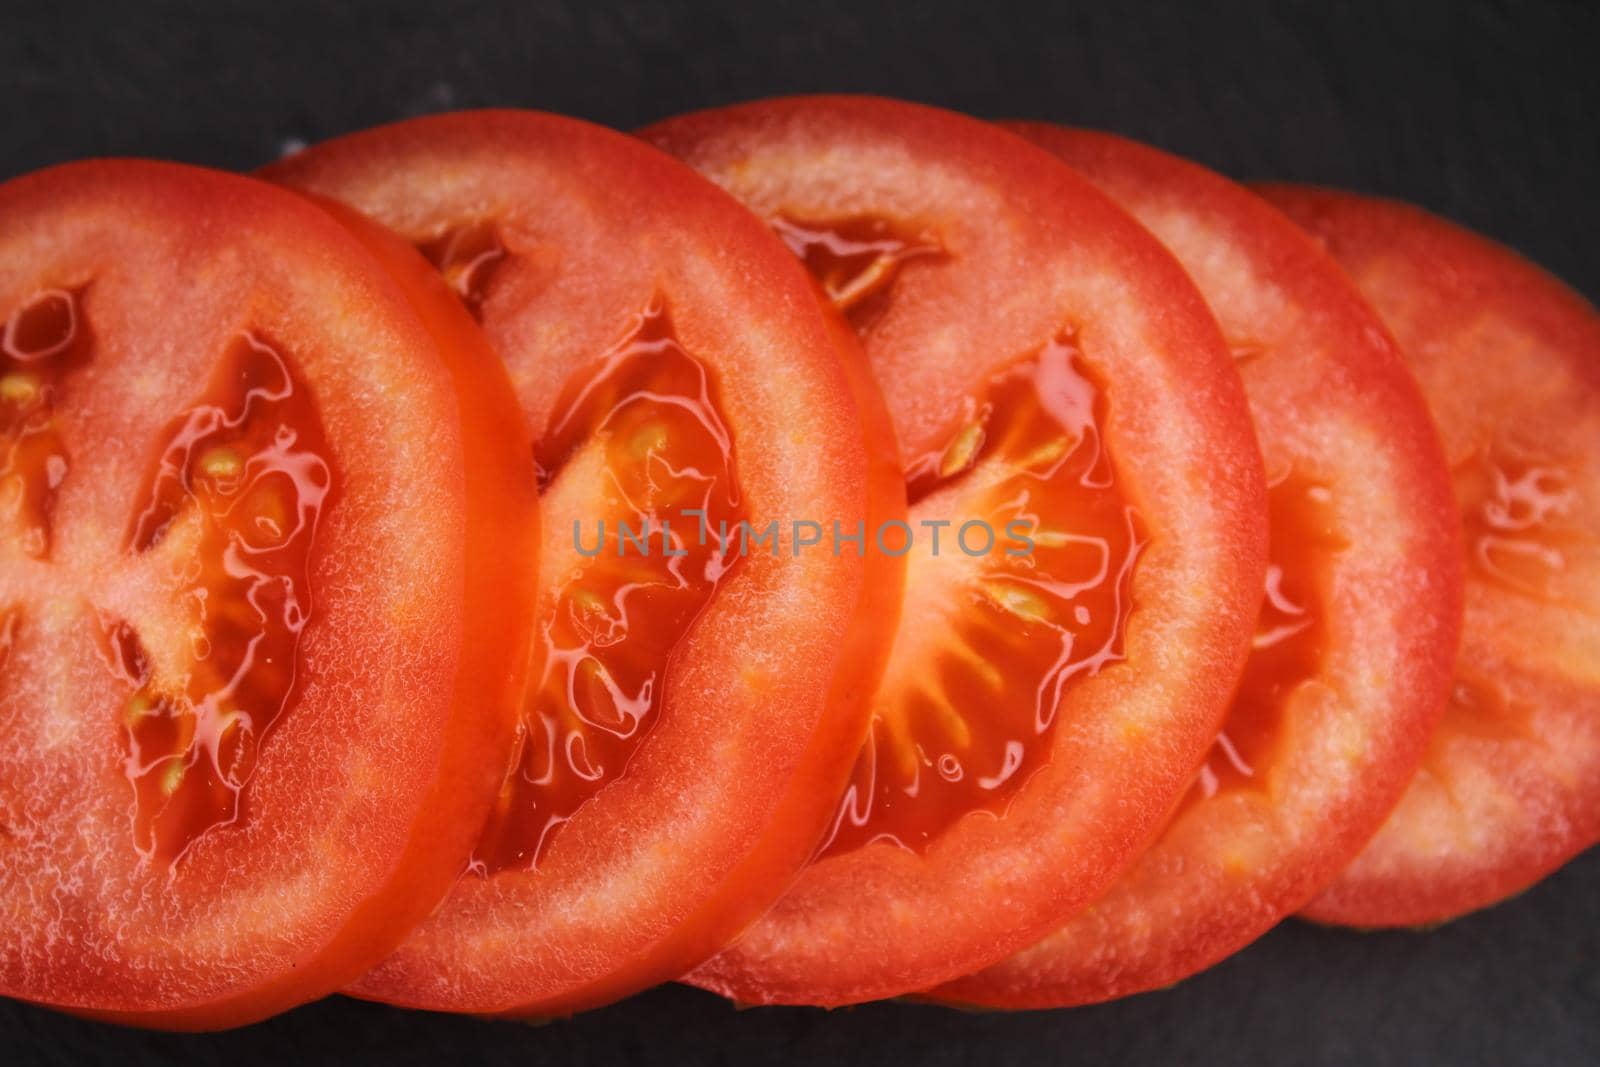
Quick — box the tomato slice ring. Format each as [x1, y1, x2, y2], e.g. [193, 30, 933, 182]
[930, 128, 1462, 1008]
[1258, 185, 1600, 926]
[0, 161, 538, 1029]
[645, 96, 1268, 1005]
[267, 110, 906, 1015]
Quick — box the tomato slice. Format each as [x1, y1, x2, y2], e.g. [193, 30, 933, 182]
[266, 110, 906, 1015]
[930, 128, 1462, 1008]
[1258, 185, 1600, 926]
[643, 96, 1269, 1005]
[0, 161, 538, 1029]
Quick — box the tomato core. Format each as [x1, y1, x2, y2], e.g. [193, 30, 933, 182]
[470, 300, 745, 873]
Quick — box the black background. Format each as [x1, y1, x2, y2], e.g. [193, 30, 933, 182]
[2, 1, 1597, 1064]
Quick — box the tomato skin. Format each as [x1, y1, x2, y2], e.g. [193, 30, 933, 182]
[929, 127, 1461, 1009]
[1259, 184, 1600, 928]
[266, 110, 905, 1016]
[0, 162, 537, 1030]
[645, 96, 1269, 1006]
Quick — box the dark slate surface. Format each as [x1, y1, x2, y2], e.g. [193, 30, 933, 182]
[1, 1, 1596, 1063]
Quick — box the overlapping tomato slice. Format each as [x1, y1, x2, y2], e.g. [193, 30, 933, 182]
[930, 128, 1462, 1008]
[644, 95, 1269, 1005]
[266, 110, 906, 1015]
[0, 161, 538, 1029]
[1260, 186, 1600, 926]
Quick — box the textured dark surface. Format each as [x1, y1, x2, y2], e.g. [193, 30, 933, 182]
[2, 1, 1597, 1063]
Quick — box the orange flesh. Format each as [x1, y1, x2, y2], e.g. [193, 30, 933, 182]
[814, 332, 1142, 857]
[110, 332, 334, 863]
[771, 215, 944, 333]
[1, 289, 90, 560]
[1189, 475, 1345, 803]
[469, 298, 744, 873]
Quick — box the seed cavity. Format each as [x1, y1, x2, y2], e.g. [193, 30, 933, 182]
[771, 215, 946, 332]
[470, 298, 744, 874]
[417, 219, 507, 319]
[117, 331, 334, 864]
[1190, 475, 1344, 804]
[819, 334, 1145, 858]
[0, 286, 91, 560]
[1458, 447, 1581, 602]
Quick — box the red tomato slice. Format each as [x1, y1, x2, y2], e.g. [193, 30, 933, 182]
[266, 110, 906, 1015]
[0, 161, 539, 1029]
[930, 128, 1462, 1008]
[1259, 185, 1600, 926]
[643, 96, 1268, 1005]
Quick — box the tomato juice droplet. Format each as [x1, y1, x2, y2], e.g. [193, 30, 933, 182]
[120, 332, 334, 863]
[470, 299, 745, 874]
[818, 336, 1145, 858]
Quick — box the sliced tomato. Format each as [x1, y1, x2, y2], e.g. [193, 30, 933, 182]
[0, 161, 538, 1029]
[643, 96, 1268, 1005]
[266, 110, 906, 1015]
[929, 128, 1462, 1008]
[1258, 185, 1600, 926]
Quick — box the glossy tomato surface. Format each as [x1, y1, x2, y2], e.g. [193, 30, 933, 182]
[644, 96, 1269, 1005]
[1260, 185, 1600, 926]
[933, 128, 1462, 1008]
[0, 161, 538, 1029]
[267, 110, 905, 1015]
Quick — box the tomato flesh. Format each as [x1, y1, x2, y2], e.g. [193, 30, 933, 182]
[820, 336, 1142, 857]
[473, 300, 743, 873]
[2, 294, 338, 868]
[1259, 184, 1600, 926]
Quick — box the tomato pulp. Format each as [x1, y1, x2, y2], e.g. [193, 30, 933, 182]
[644, 96, 1269, 1005]
[1261, 185, 1600, 926]
[932, 128, 1461, 1008]
[0, 161, 538, 1029]
[267, 110, 906, 1015]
